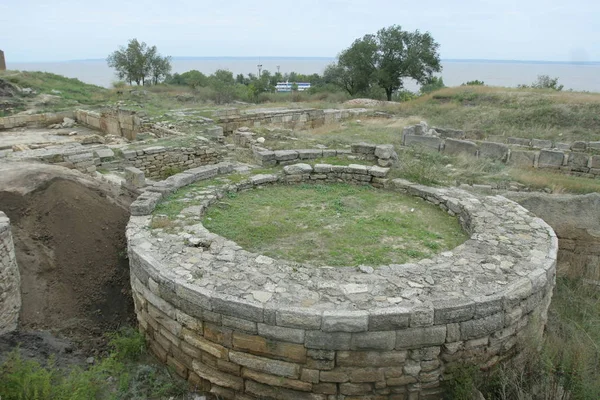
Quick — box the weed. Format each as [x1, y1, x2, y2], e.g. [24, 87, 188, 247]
[0, 327, 188, 400]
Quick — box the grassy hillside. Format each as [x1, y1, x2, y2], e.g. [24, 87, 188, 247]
[388, 86, 600, 142]
[0, 71, 108, 103]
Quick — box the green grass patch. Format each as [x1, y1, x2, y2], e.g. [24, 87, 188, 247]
[0, 327, 187, 400]
[202, 183, 467, 266]
[1, 70, 109, 107]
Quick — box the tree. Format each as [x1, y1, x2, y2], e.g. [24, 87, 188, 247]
[420, 76, 445, 94]
[330, 25, 442, 100]
[530, 75, 564, 91]
[107, 39, 171, 85]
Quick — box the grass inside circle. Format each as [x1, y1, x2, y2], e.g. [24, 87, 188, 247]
[202, 183, 468, 267]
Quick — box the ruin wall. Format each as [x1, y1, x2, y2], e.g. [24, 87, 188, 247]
[121, 145, 222, 180]
[0, 211, 21, 335]
[127, 164, 557, 399]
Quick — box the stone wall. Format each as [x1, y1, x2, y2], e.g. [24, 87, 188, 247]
[6, 143, 116, 175]
[122, 145, 222, 180]
[0, 111, 76, 130]
[218, 108, 372, 134]
[127, 164, 557, 399]
[507, 192, 600, 283]
[0, 211, 21, 335]
[76, 109, 141, 140]
[247, 142, 398, 168]
[402, 134, 600, 179]
[0, 108, 141, 141]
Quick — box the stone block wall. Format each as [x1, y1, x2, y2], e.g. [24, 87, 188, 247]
[0, 111, 76, 130]
[0, 109, 141, 141]
[402, 135, 600, 179]
[218, 108, 371, 134]
[0, 211, 21, 335]
[249, 142, 397, 168]
[127, 164, 557, 399]
[76, 109, 141, 140]
[122, 145, 222, 180]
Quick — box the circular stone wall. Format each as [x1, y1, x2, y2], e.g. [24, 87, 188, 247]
[127, 163, 557, 400]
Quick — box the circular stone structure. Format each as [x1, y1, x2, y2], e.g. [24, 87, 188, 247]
[127, 162, 557, 400]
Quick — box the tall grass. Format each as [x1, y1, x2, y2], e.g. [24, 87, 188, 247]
[445, 277, 600, 400]
[0, 327, 187, 400]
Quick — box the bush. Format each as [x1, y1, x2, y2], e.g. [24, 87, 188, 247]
[462, 80, 485, 86]
[518, 75, 564, 91]
[420, 76, 446, 94]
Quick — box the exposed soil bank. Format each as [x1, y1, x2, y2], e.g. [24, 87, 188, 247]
[0, 178, 134, 354]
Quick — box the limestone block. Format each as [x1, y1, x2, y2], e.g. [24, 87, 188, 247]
[443, 138, 478, 156]
[368, 166, 390, 178]
[507, 137, 531, 146]
[192, 361, 244, 391]
[509, 150, 536, 167]
[144, 146, 166, 155]
[347, 164, 369, 175]
[122, 150, 137, 159]
[305, 331, 352, 350]
[249, 174, 278, 185]
[321, 310, 368, 332]
[283, 163, 313, 175]
[297, 149, 323, 159]
[124, 166, 146, 188]
[555, 142, 571, 150]
[313, 164, 332, 173]
[229, 350, 300, 378]
[205, 126, 224, 137]
[538, 150, 565, 168]
[368, 307, 410, 330]
[374, 144, 397, 160]
[350, 331, 396, 350]
[460, 313, 504, 340]
[404, 135, 441, 151]
[395, 326, 446, 349]
[478, 141, 509, 161]
[571, 141, 587, 151]
[591, 155, 600, 169]
[588, 141, 600, 150]
[93, 148, 114, 160]
[274, 150, 299, 161]
[257, 323, 305, 344]
[568, 152, 590, 171]
[351, 142, 377, 155]
[531, 139, 553, 149]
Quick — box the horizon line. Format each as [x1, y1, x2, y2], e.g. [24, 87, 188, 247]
[8, 56, 600, 65]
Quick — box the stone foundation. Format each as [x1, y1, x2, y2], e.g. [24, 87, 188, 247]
[0, 211, 21, 335]
[127, 164, 557, 399]
[218, 108, 372, 134]
[122, 145, 222, 180]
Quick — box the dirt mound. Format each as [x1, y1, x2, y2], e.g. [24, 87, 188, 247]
[344, 98, 400, 107]
[0, 179, 134, 354]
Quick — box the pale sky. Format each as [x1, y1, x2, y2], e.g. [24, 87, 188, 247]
[1, 0, 599, 62]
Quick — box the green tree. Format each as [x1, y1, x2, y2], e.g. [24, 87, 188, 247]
[209, 69, 236, 104]
[179, 70, 208, 88]
[107, 39, 171, 85]
[330, 25, 442, 100]
[420, 76, 445, 94]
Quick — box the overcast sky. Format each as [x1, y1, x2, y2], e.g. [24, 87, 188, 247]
[1, 0, 599, 62]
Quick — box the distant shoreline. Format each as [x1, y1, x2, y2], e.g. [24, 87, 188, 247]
[10, 57, 600, 65]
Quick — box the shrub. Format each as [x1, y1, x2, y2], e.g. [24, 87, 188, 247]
[462, 80, 485, 86]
